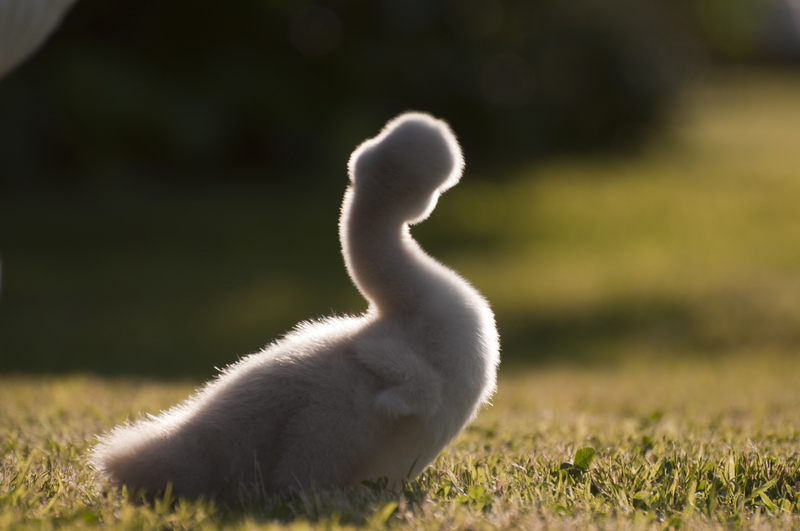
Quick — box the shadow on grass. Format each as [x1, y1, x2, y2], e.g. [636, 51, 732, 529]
[500, 293, 800, 367]
[105, 476, 421, 528]
[500, 299, 700, 366]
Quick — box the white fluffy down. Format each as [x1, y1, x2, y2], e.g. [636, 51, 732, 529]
[90, 112, 500, 503]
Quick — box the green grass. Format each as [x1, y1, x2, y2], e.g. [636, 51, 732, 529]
[2, 354, 800, 529]
[3, 68, 800, 528]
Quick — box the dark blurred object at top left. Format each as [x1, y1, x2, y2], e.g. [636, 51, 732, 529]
[0, 0, 78, 78]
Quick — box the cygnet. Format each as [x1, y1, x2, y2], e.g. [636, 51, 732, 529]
[90, 112, 500, 503]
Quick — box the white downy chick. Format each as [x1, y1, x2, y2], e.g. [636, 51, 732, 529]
[90, 113, 500, 503]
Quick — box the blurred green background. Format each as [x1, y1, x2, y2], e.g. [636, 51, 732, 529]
[2, 0, 800, 377]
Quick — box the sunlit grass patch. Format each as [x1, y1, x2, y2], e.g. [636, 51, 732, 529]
[426, 69, 800, 361]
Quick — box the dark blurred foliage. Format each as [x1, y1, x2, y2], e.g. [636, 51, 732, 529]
[0, 0, 717, 191]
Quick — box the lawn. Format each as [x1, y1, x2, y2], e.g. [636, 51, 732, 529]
[2, 68, 800, 529]
[2, 354, 799, 529]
